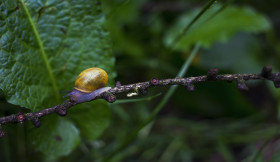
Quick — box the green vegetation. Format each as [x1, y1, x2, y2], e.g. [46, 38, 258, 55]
[0, 0, 280, 161]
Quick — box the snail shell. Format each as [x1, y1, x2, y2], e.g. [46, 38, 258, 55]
[74, 67, 108, 93]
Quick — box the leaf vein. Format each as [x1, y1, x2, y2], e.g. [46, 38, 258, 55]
[20, 0, 60, 103]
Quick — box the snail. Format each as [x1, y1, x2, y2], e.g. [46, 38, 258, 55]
[64, 67, 111, 103]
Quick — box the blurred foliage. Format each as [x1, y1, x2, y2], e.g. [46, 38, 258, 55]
[164, 4, 271, 51]
[1, 0, 280, 161]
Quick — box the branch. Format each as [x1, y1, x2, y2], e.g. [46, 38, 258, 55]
[0, 66, 279, 137]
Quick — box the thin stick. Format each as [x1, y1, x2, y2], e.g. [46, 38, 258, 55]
[0, 66, 279, 137]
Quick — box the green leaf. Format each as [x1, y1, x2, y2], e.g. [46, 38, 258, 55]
[0, 0, 115, 158]
[164, 5, 271, 51]
[200, 32, 263, 73]
[28, 116, 80, 160]
[0, 0, 116, 111]
[68, 100, 110, 140]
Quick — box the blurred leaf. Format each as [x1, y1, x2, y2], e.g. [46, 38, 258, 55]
[200, 32, 262, 73]
[68, 100, 110, 140]
[164, 5, 271, 51]
[0, 0, 115, 111]
[28, 116, 80, 160]
[103, 0, 147, 58]
[102, 0, 141, 22]
[217, 140, 235, 162]
[269, 149, 280, 162]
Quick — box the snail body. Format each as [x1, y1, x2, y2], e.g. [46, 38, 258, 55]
[65, 67, 111, 103]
